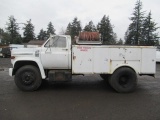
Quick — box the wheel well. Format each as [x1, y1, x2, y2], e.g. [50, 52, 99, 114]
[113, 66, 136, 74]
[13, 61, 39, 75]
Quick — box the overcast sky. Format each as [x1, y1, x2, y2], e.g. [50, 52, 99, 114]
[0, 0, 159, 40]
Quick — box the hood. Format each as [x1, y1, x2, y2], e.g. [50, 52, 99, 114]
[11, 47, 41, 57]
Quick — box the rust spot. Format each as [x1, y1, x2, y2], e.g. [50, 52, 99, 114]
[110, 59, 112, 64]
[73, 56, 76, 60]
[110, 59, 112, 73]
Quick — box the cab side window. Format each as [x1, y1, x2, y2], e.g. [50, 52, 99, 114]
[45, 36, 66, 48]
[52, 37, 66, 48]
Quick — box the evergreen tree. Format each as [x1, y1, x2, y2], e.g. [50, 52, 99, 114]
[6, 16, 21, 44]
[0, 28, 4, 45]
[2, 32, 11, 45]
[0, 28, 11, 45]
[97, 15, 116, 44]
[0, 28, 4, 35]
[117, 38, 123, 45]
[83, 21, 96, 32]
[125, 28, 133, 45]
[65, 17, 82, 44]
[37, 29, 47, 40]
[141, 11, 159, 45]
[70, 17, 82, 40]
[47, 22, 55, 37]
[65, 23, 72, 35]
[125, 0, 144, 45]
[23, 19, 35, 43]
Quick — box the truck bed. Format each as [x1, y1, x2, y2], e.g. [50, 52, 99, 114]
[72, 45, 156, 75]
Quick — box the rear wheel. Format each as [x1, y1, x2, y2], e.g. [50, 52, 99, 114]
[109, 67, 137, 93]
[15, 65, 42, 91]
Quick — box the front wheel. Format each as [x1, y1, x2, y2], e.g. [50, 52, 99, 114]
[15, 65, 42, 91]
[109, 67, 137, 93]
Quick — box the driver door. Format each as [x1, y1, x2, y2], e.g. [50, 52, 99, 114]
[40, 36, 70, 69]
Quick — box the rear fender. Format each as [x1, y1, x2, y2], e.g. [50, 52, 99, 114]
[111, 64, 137, 75]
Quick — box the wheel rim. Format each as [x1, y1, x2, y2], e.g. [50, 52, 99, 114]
[119, 75, 130, 88]
[21, 71, 35, 85]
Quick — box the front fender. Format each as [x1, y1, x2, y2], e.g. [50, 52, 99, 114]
[12, 57, 46, 79]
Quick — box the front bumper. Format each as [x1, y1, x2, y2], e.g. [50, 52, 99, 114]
[9, 68, 13, 76]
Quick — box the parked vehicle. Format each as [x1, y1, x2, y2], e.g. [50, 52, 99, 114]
[9, 32, 156, 93]
[1, 47, 11, 58]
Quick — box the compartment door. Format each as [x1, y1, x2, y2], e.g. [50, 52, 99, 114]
[72, 46, 93, 74]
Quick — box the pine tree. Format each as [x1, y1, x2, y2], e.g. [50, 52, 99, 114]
[125, 0, 144, 45]
[125, 28, 133, 45]
[0, 28, 4, 45]
[70, 17, 82, 40]
[0, 28, 11, 45]
[83, 21, 96, 32]
[117, 38, 123, 45]
[6, 16, 21, 44]
[23, 19, 35, 43]
[65, 23, 72, 35]
[141, 11, 159, 45]
[47, 22, 55, 38]
[37, 29, 47, 40]
[0, 28, 4, 35]
[65, 17, 82, 44]
[97, 15, 116, 45]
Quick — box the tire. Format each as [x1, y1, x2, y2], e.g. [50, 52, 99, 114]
[109, 67, 137, 93]
[15, 65, 42, 91]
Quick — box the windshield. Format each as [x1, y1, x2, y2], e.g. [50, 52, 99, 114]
[44, 36, 66, 48]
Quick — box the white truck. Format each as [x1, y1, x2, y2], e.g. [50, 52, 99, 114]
[9, 33, 156, 93]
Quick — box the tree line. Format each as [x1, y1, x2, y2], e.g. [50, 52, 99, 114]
[0, 17, 56, 45]
[125, 0, 159, 46]
[0, 0, 159, 46]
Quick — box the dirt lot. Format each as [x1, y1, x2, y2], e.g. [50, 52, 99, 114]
[0, 58, 160, 120]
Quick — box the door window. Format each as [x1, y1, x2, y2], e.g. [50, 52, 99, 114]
[45, 36, 66, 48]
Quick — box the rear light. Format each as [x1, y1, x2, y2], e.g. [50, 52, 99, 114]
[11, 56, 15, 59]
